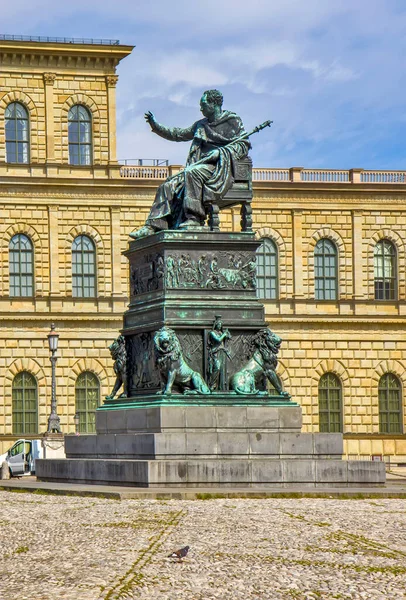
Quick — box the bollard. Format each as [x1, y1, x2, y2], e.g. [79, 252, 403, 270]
[0, 461, 10, 480]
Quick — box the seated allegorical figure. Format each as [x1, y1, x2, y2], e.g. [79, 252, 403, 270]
[130, 89, 250, 239]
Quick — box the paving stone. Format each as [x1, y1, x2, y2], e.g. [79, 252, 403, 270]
[0, 492, 405, 599]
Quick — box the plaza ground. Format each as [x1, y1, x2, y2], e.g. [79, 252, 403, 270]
[0, 491, 405, 599]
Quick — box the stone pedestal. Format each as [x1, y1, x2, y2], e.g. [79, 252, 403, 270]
[123, 230, 264, 396]
[41, 432, 65, 459]
[37, 404, 385, 487]
[36, 230, 385, 488]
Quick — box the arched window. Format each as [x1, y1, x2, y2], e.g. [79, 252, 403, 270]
[72, 235, 96, 298]
[5, 102, 30, 164]
[9, 234, 34, 297]
[75, 372, 100, 433]
[374, 240, 396, 300]
[379, 373, 402, 433]
[12, 372, 38, 435]
[314, 239, 338, 300]
[256, 238, 278, 299]
[68, 104, 92, 165]
[318, 373, 343, 433]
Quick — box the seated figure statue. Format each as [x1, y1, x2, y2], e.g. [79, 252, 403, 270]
[130, 89, 250, 239]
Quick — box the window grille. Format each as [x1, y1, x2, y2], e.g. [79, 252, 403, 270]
[315, 238, 338, 300]
[319, 372, 343, 433]
[374, 240, 396, 300]
[5, 102, 29, 164]
[256, 238, 278, 299]
[75, 372, 100, 433]
[72, 235, 96, 298]
[12, 372, 38, 435]
[68, 105, 92, 165]
[9, 234, 34, 297]
[379, 373, 402, 433]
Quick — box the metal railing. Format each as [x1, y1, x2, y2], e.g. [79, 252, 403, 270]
[0, 34, 120, 45]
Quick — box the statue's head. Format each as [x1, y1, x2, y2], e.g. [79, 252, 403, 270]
[200, 89, 223, 119]
[213, 315, 223, 330]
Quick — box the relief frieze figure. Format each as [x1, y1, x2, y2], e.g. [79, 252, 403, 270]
[130, 253, 164, 296]
[163, 251, 256, 290]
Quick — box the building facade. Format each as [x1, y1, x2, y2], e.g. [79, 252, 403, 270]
[1, 37, 405, 461]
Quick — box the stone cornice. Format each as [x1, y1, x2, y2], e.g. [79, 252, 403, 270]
[0, 40, 133, 72]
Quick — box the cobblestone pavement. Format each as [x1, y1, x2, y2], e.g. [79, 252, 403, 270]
[0, 492, 405, 599]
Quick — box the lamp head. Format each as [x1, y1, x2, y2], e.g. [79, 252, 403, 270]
[47, 322, 59, 352]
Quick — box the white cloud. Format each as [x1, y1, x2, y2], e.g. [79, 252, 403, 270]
[2, 0, 406, 168]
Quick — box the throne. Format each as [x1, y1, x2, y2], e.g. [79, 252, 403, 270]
[205, 156, 253, 232]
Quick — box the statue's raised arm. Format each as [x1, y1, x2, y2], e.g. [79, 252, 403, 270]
[144, 110, 196, 143]
[130, 89, 251, 239]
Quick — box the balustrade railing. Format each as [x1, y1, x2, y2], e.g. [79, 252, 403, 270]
[300, 169, 350, 182]
[120, 166, 169, 179]
[119, 165, 406, 184]
[360, 171, 406, 183]
[253, 169, 290, 181]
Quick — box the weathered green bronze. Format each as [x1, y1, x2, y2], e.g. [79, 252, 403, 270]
[130, 89, 271, 238]
[230, 329, 290, 397]
[101, 394, 297, 410]
[207, 315, 231, 391]
[154, 326, 210, 395]
[119, 230, 292, 402]
[105, 335, 127, 400]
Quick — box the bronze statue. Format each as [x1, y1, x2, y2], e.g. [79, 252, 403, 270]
[207, 315, 231, 391]
[153, 326, 210, 395]
[130, 89, 250, 238]
[230, 328, 290, 397]
[105, 335, 127, 400]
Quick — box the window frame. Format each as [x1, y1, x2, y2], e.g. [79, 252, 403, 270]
[9, 233, 34, 298]
[378, 373, 403, 434]
[5, 101, 30, 164]
[256, 237, 279, 300]
[318, 372, 343, 433]
[68, 104, 93, 166]
[314, 238, 338, 301]
[72, 234, 97, 298]
[12, 371, 38, 435]
[374, 239, 397, 301]
[75, 371, 100, 433]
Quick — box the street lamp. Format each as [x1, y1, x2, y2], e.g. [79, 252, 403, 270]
[74, 412, 80, 436]
[46, 323, 61, 433]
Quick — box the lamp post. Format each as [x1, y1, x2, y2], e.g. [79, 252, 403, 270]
[46, 323, 61, 433]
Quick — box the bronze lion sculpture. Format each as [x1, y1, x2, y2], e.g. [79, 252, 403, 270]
[230, 328, 290, 397]
[105, 335, 127, 400]
[154, 326, 210, 395]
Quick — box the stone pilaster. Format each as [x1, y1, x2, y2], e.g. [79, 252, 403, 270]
[43, 73, 56, 162]
[352, 210, 364, 299]
[110, 207, 122, 295]
[292, 209, 304, 298]
[106, 75, 119, 164]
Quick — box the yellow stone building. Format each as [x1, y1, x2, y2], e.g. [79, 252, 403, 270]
[0, 36, 405, 461]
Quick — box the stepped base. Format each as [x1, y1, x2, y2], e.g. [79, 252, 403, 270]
[36, 404, 386, 488]
[37, 457, 385, 487]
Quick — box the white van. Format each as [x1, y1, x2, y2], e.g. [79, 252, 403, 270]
[0, 439, 43, 477]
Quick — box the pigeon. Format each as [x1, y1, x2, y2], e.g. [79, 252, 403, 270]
[168, 545, 190, 561]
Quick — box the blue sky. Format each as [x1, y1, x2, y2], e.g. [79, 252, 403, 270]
[2, 0, 406, 168]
